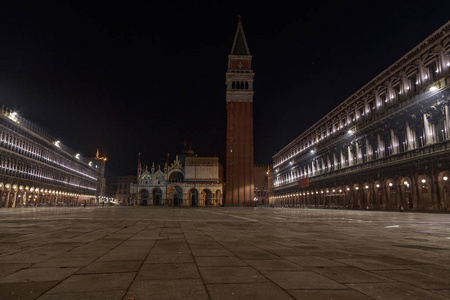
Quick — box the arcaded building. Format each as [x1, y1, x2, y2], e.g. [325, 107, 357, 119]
[0, 107, 106, 207]
[270, 21, 450, 211]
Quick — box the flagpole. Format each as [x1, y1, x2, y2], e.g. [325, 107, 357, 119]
[195, 154, 197, 206]
[165, 153, 169, 206]
[136, 152, 140, 206]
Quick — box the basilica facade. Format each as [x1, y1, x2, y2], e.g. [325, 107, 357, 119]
[130, 153, 223, 207]
[269, 21, 450, 211]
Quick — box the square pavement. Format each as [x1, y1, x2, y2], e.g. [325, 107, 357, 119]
[0, 206, 449, 299]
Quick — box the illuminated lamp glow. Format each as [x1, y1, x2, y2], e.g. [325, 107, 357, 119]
[421, 179, 426, 183]
[430, 86, 438, 92]
[444, 176, 448, 181]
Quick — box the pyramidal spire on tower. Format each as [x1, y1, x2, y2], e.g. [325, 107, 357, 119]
[230, 15, 250, 55]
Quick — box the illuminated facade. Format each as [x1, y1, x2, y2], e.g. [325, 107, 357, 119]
[254, 165, 269, 205]
[115, 175, 136, 205]
[0, 107, 106, 207]
[130, 154, 223, 207]
[270, 21, 450, 211]
[225, 16, 255, 205]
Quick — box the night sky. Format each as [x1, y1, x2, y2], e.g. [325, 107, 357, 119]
[1, 1, 449, 182]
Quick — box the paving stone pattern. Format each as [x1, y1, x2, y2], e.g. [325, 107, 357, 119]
[0, 206, 449, 299]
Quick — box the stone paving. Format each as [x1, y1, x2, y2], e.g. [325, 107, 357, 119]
[0, 206, 449, 300]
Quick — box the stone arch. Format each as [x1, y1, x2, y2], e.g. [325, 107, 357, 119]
[352, 184, 362, 208]
[152, 188, 163, 206]
[373, 180, 383, 209]
[385, 178, 398, 209]
[438, 171, 450, 210]
[139, 189, 149, 206]
[188, 188, 199, 206]
[400, 176, 413, 209]
[362, 182, 371, 208]
[168, 184, 183, 206]
[168, 170, 184, 183]
[417, 174, 432, 210]
[200, 188, 213, 206]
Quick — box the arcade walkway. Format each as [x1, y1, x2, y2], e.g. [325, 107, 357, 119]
[0, 207, 449, 299]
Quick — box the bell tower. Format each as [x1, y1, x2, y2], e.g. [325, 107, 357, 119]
[225, 16, 254, 205]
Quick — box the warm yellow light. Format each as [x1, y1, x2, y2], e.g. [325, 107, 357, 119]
[421, 179, 426, 183]
[444, 176, 448, 181]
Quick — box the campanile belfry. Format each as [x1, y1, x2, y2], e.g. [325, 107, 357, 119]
[225, 16, 254, 205]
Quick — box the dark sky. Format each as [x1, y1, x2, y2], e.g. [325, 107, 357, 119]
[1, 1, 449, 182]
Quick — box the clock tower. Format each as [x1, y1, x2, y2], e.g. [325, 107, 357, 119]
[225, 16, 254, 205]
